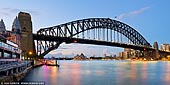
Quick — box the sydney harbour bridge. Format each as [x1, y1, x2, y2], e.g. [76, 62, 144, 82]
[18, 12, 170, 59]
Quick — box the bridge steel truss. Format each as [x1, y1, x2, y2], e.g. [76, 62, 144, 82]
[35, 18, 151, 57]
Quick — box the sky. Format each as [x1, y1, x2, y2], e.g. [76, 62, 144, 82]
[0, 0, 169, 57]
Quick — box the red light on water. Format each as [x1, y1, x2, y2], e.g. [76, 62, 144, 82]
[74, 40, 77, 43]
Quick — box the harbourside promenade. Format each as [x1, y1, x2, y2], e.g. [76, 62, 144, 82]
[0, 60, 33, 82]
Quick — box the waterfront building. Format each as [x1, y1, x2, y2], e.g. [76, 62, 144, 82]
[0, 34, 21, 60]
[119, 48, 140, 59]
[160, 44, 170, 52]
[0, 12, 34, 60]
[0, 19, 6, 35]
[0, 17, 21, 60]
[74, 53, 88, 60]
[7, 17, 21, 47]
[118, 52, 124, 59]
[0, 17, 21, 47]
[123, 51, 129, 59]
[103, 54, 115, 60]
[125, 48, 140, 58]
[12, 17, 21, 34]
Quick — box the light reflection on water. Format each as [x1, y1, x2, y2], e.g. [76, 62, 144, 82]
[21, 61, 170, 85]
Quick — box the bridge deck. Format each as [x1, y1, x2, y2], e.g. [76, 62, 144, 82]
[33, 34, 154, 51]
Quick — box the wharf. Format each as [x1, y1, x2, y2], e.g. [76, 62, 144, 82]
[0, 60, 33, 82]
[44, 59, 60, 67]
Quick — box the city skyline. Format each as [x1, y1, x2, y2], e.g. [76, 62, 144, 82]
[0, 0, 169, 57]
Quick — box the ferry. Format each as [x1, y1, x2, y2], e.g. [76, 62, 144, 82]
[44, 58, 60, 67]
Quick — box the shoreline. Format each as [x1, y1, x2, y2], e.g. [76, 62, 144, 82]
[0, 60, 45, 82]
[0, 66, 32, 82]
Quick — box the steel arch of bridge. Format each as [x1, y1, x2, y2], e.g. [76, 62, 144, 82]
[35, 18, 151, 57]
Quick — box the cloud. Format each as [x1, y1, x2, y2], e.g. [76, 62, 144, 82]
[0, 11, 10, 16]
[47, 51, 76, 58]
[27, 10, 40, 15]
[0, 7, 40, 16]
[116, 6, 150, 20]
[2, 8, 20, 13]
[87, 45, 103, 49]
[58, 47, 69, 49]
[130, 7, 150, 15]
[0, 8, 20, 16]
[102, 48, 115, 56]
[45, 53, 63, 58]
[47, 43, 123, 58]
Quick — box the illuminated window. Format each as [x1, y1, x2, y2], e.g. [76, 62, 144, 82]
[4, 52, 10, 58]
[12, 54, 16, 58]
[0, 52, 2, 57]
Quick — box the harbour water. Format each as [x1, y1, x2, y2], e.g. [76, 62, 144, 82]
[21, 60, 170, 85]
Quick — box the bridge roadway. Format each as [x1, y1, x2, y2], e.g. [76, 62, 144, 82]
[33, 34, 155, 51]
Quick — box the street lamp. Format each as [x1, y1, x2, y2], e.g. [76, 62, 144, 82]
[144, 48, 146, 51]
[22, 50, 26, 60]
[28, 51, 33, 55]
[27, 51, 33, 67]
[28, 51, 33, 60]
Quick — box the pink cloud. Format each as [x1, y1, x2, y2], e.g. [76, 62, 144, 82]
[130, 7, 150, 15]
[0, 8, 40, 16]
[116, 6, 150, 20]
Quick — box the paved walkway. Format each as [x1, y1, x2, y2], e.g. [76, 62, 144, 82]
[0, 61, 31, 72]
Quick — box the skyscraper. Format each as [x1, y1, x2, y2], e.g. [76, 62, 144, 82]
[161, 44, 170, 52]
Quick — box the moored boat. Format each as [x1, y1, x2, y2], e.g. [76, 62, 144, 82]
[44, 59, 60, 67]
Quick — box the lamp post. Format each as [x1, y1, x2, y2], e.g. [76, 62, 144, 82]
[22, 50, 26, 60]
[28, 51, 33, 60]
[27, 51, 33, 67]
[14, 48, 17, 61]
[28, 51, 32, 55]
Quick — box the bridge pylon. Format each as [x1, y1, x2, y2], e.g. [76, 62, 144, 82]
[153, 42, 159, 59]
[18, 12, 35, 59]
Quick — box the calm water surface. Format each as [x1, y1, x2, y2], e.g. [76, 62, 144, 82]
[21, 60, 170, 85]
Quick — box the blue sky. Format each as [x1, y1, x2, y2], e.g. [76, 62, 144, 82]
[0, 0, 169, 57]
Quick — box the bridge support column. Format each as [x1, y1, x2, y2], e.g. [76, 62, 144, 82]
[153, 42, 159, 60]
[149, 51, 155, 59]
[143, 50, 149, 58]
[18, 12, 36, 59]
[155, 49, 159, 60]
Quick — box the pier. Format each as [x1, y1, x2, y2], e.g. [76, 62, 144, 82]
[0, 60, 32, 81]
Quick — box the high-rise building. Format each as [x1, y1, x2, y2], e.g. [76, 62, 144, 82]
[123, 51, 128, 59]
[118, 52, 124, 58]
[161, 44, 170, 52]
[119, 48, 140, 59]
[124, 48, 136, 58]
